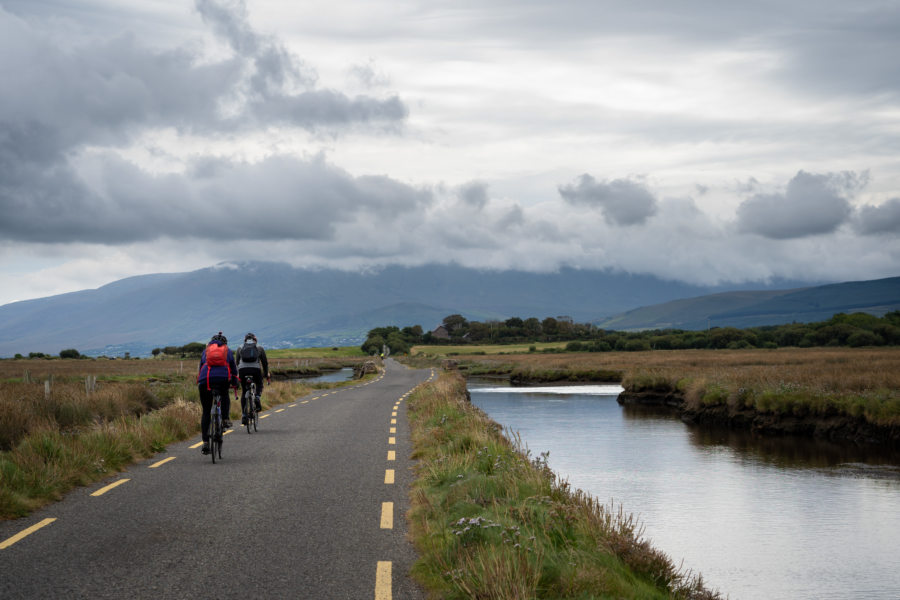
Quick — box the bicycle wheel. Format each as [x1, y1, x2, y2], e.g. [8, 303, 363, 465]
[244, 390, 252, 434]
[252, 404, 258, 432]
[210, 417, 217, 464]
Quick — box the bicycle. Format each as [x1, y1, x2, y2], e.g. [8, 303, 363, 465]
[208, 388, 225, 462]
[243, 375, 259, 434]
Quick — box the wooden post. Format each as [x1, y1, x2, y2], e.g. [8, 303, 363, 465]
[44, 380, 51, 400]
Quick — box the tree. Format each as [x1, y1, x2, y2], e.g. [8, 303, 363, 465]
[542, 317, 559, 336]
[361, 335, 385, 355]
[442, 314, 469, 334]
[386, 332, 410, 354]
[59, 348, 81, 359]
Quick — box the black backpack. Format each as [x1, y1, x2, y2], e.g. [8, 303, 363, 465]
[240, 343, 259, 362]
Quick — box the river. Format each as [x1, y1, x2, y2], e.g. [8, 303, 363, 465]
[468, 382, 900, 599]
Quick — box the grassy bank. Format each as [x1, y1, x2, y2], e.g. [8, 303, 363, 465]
[407, 372, 720, 599]
[405, 348, 900, 429]
[0, 358, 321, 520]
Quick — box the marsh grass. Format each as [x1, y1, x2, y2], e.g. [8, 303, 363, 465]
[408, 372, 721, 599]
[418, 348, 900, 426]
[0, 358, 333, 520]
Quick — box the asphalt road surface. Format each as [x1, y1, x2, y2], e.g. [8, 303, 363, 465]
[1, 359, 433, 599]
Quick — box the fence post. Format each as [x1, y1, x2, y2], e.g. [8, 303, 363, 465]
[44, 380, 51, 400]
[24, 370, 31, 383]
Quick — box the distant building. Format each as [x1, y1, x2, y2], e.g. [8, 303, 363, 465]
[431, 325, 450, 339]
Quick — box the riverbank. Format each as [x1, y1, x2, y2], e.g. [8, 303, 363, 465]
[410, 348, 900, 450]
[406, 371, 721, 599]
[619, 389, 900, 447]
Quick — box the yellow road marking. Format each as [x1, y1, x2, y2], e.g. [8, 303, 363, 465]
[190, 441, 204, 449]
[312, 396, 320, 400]
[275, 409, 285, 413]
[389, 427, 396, 434]
[388, 437, 395, 445]
[387, 451, 395, 461]
[260, 414, 271, 419]
[375, 561, 392, 599]
[380, 503, 393, 529]
[289, 403, 297, 407]
[302, 400, 310, 404]
[224, 429, 233, 436]
[1, 518, 56, 550]
[91, 478, 130, 497]
[391, 411, 397, 417]
[390, 418, 396, 424]
[148, 457, 176, 469]
[384, 469, 395, 484]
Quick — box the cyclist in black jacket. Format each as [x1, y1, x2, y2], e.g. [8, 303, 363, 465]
[236, 332, 270, 425]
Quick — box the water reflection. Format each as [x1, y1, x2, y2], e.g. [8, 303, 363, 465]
[687, 425, 900, 475]
[468, 382, 900, 600]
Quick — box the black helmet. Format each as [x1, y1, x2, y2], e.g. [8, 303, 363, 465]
[245, 332, 257, 341]
[211, 331, 227, 344]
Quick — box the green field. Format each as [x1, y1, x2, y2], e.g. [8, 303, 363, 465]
[266, 346, 368, 359]
[410, 341, 570, 356]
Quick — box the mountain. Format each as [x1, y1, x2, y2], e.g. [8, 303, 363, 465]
[597, 276, 900, 330]
[0, 261, 828, 357]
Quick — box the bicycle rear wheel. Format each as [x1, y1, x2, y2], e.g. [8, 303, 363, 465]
[244, 390, 252, 434]
[210, 417, 217, 464]
[252, 405, 258, 431]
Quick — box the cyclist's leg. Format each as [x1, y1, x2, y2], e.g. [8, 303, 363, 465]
[198, 385, 213, 452]
[238, 370, 250, 416]
[219, 382, 232, 427]
[253, 368, 263, 410]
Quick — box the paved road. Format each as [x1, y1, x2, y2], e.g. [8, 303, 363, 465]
[1, 359, 432, 599]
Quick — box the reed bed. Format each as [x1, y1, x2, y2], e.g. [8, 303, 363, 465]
[408, 372, 720, 599]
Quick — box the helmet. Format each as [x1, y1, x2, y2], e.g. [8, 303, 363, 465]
[245, 332, 257, 342]
[211, 331, 227, 344]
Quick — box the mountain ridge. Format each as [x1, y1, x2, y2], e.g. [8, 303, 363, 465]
[0, 261, 861, 356]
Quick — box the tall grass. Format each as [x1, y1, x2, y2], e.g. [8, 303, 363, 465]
[417, 347, 900, 427]
[407, 372, 720, 599]
[0, 358, 326, 520]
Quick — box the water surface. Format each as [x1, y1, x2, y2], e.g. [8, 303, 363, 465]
[469, 383, 900, 599]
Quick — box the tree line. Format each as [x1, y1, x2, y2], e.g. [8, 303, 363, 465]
[361, 311, 900, 355]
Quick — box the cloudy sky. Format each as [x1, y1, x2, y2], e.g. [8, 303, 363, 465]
[2, 0, 899, 306]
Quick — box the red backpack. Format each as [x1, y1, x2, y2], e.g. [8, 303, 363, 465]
[206, 342, 228, 366]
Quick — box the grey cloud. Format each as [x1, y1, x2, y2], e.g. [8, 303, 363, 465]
[0, 1, 406, 161]
[735, 171, 860, 239]
[855, 198, 900, 235]
[250, 90, 407, 128]
[457, 182, 489, 210]
[558, 174, 658, 226]
[0, 154, 431, 244]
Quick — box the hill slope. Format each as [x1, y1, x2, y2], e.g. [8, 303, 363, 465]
[598, 276, 900, 330]
[0, 262, 816, 356]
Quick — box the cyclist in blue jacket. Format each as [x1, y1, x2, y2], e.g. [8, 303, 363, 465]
[197, 332, 239, 454]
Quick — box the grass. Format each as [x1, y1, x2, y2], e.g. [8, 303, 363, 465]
[0, 356, 366, 520]
[407, 372, 721, 599]
[404, 347, 900, 428]
[411, 342, 572, 356]
[267, 346, 368, 358]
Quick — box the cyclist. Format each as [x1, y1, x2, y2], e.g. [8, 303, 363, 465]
[197, 332, 239, 454]
[236, 332, 270, 425]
